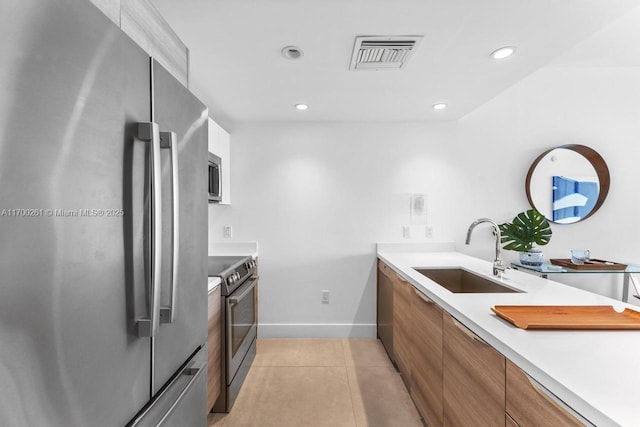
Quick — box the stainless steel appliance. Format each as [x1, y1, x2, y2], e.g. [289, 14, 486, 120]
[208, 153, 222, 203]
[208, 256, 258, 412]
[0, 1, 208, 426]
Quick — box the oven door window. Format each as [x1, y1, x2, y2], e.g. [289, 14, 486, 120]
[230, 283, 256, 356]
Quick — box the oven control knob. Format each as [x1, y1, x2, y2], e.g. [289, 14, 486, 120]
[228, 276, 235, 285]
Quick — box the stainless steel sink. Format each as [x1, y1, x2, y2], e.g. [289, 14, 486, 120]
[413, 268, 521, 294]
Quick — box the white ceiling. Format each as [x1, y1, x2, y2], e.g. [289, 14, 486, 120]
[550, 5, 640, 68]
[152, 0, 640, 127]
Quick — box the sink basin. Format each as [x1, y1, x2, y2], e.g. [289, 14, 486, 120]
[413, 268, 521, 294]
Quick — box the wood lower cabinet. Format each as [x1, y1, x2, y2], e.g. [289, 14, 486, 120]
[443, 313, 506, 427]
[376, 258, 590, 426]
[393, 274, 414, 386]
[207, 285, 222, 412]
[506, 413, 520, 427]
[377, 260, 394, 360]
[506, 360, 584, 427]
[410, 288, 444, 427]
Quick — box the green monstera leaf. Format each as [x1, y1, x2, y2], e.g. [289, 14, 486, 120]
[499, 209, 552, 252]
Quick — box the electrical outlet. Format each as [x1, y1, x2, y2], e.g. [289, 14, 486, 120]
[223, 226, 232, 238]
[402, 226, 410, 239]
[322, 290, 330, 304]
[426, 226, 434, 238]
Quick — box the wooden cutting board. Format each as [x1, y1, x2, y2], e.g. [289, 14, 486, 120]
[549, 258, 627, 270]
[491, 305, 640, 330]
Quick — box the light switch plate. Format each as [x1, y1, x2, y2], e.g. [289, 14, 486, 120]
[426, 226, 434, 238]
[322, 290, 330, 304]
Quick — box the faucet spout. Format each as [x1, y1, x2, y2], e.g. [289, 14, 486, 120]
[465, 218, 506, 276]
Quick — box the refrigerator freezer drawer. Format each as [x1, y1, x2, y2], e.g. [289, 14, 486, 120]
[128, 345, 207, 427]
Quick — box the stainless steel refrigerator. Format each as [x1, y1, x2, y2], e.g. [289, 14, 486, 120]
[0, 1, 208, 425]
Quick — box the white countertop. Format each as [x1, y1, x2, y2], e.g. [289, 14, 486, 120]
[208, 276, 221, 293]
[378, 247, 640, 427]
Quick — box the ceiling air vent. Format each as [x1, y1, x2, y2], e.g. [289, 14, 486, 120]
[349, 35, 423, 71]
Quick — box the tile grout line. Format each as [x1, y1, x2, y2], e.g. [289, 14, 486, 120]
[215, 339, 419, 427]
[341, 339, 361, 427]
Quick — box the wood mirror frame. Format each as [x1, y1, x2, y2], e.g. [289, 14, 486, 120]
[525, 144, 610, 224]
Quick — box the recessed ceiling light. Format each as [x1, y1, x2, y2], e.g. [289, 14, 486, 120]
[282, 46, 304, 60]
[491, 46, 516, 60]
[432, 103, 447, 110]
[295, 104, 308, 111]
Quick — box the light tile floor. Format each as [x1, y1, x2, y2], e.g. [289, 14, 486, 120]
[208, 339, 424, 427]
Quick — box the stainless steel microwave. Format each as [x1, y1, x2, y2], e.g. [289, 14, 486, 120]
[208, 153, 222, 203]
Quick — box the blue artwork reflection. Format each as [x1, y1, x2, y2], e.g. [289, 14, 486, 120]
[552, 176, 598, 223]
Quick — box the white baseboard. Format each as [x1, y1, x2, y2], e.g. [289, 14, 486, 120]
[258, 323, 376, 339]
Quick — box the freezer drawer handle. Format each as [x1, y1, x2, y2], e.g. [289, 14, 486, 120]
[127, 350, 206, 426]
[136, 122, 163, 338]
[159, 131, 179, 324]
[156, 360, 206, 425]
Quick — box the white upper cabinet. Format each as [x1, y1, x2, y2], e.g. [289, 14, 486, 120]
[208, 118, 231, 205]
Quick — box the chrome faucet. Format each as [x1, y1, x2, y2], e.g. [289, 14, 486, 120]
[465, 218, 506, 276]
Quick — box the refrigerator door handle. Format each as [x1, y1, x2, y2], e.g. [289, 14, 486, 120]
[159, 131, 179, 324]
[136, 122, 163, 338]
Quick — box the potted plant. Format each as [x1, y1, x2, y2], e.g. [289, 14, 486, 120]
[499, 209, 552, 266]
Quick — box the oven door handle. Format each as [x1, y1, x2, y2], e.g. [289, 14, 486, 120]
[228, 277, 258, 306]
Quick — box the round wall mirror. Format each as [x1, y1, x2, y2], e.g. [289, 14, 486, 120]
[525, 144, 610, 224]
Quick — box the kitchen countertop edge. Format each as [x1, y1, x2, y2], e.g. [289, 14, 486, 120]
[208, 276, 222, 293]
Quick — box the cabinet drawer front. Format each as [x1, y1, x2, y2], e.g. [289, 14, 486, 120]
[377, 263, 394, 360]
[393, 277, 413, 384]
[394, 328, 412, 385]
[506, 361, 586, 427]
[443, 313, 505, 427]
[506, 413, 520, 427]
[378, 259, 397, 281]
[410, 288, 444, 427]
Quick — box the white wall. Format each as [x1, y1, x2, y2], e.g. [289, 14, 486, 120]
[209, 122, 461, 337]
[457, 65, 640, 301]
[209, 18, 640, 336]
[211, 64, 640, 337]
[209, 64, 640, 337]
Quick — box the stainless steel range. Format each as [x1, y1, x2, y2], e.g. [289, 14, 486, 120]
[208, 255, 258, 412]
